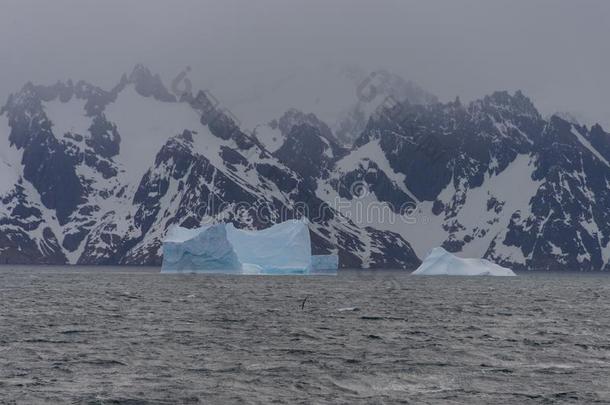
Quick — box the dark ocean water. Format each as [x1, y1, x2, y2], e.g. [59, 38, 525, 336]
[1, 267, 609, 404]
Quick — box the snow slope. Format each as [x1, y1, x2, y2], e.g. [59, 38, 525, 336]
[45, 98, 92, 139]
[104, 85, 205, 186]
[0, 114, 19, 196]
[0, 158, 18, 196]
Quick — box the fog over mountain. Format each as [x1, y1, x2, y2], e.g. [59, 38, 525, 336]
[0, 0, 609, 129]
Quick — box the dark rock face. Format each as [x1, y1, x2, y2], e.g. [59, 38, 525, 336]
[1, 66, 610, 271]
[335, 69, 439, 146]
[277, 109, 347, 157]
[128, 64, 177, 102]
[3, 85, 84, 224]
[274, 123, 334, 187]
[485, 116, 610, 271]
[365, 227, 421, 269]
[87, 115, 121, 159]
[334, 160, 416, 212]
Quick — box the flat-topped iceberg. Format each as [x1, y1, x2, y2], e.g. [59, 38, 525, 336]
[161, 219, 338, 275]
[226, 220, 313, 275]
[412, 247, 516, 276]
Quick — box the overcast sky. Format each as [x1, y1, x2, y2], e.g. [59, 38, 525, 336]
[1, 0, 608, 128]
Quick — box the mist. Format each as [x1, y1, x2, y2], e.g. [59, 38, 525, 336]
[1, 0, 608, 127]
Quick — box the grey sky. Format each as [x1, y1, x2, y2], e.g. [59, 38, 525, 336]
[1, 0, 608, 128]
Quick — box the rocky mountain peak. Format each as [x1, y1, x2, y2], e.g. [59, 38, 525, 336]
[128, 64, 176, 102]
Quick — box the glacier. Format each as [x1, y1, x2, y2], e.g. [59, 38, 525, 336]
[161, 219, 337, 275]
[412, 247, 516, 276]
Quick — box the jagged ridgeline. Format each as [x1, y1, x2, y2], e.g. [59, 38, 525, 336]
[1, 65, 610, 270]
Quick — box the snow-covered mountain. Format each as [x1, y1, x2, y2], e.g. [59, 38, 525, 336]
[2, 65, 610, 271]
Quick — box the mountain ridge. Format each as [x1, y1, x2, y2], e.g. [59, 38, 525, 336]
[1, 65, 610, 270]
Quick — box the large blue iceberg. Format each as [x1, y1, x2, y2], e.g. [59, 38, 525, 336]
[161, 219, 338, 275]
[162, 224, 242, 273]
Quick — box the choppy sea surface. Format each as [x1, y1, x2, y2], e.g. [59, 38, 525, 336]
[1, 267, 609, 404]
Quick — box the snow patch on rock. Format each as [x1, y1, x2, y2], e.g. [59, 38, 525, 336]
[104, 85, 204, 186]
[44, 98, 92, 139]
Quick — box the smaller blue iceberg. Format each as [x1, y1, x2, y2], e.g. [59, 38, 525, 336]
[311, 255, 339, 275]
[412, 247, 516, 276]
[161, 219, 338, 275]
